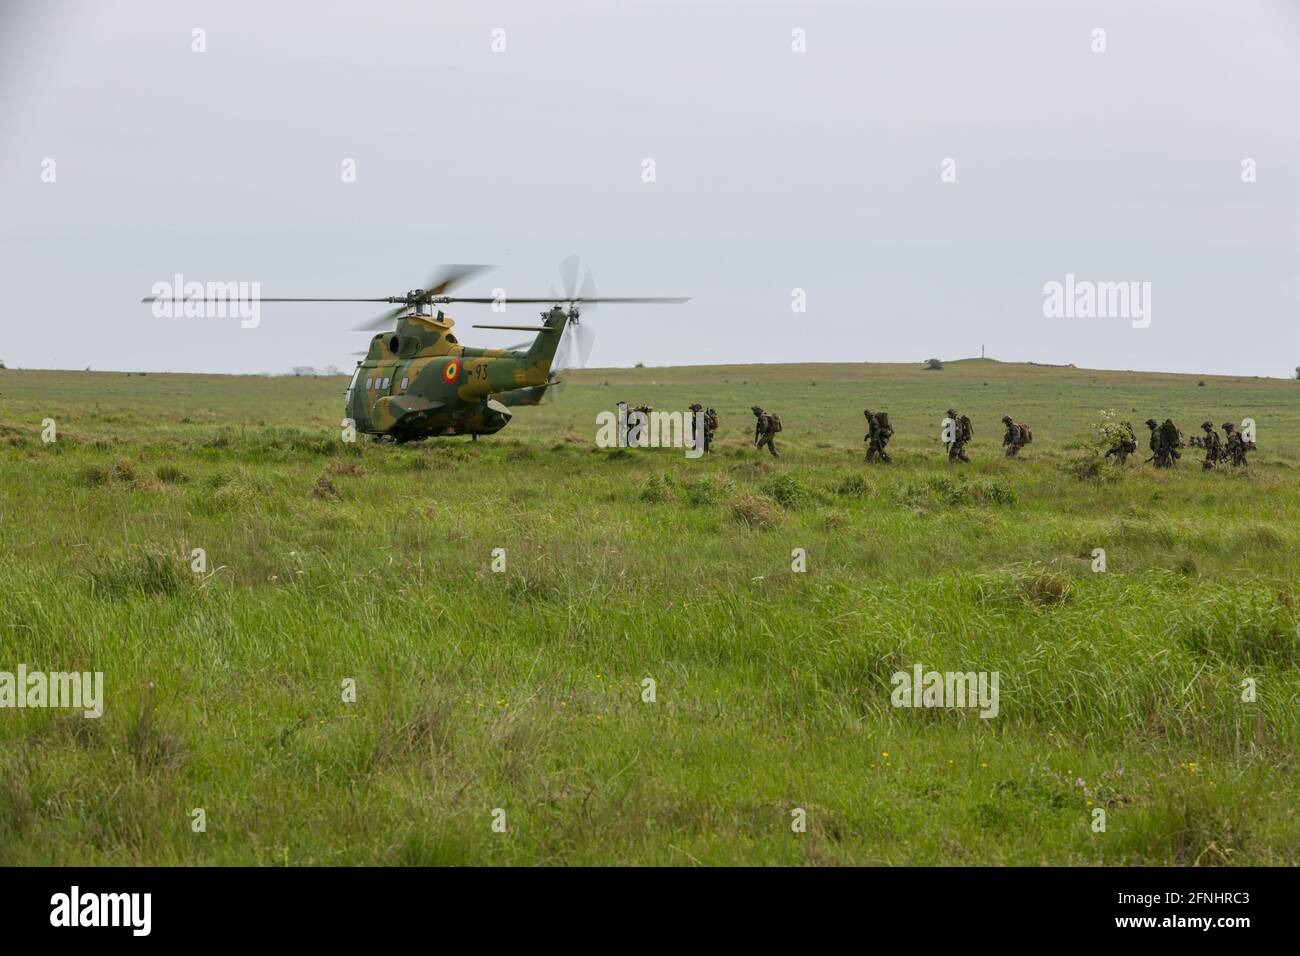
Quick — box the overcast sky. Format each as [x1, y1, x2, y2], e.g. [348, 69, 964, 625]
[2, 0, 1297, 376]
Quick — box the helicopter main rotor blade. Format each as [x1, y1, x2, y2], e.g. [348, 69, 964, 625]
[356, 264, 493, 328]
[353, 305, 407, 331]
[421, 264, 492, 298]
[442, 296, 689, 304]
[471, 324, 549, 332]
[140, 295, 393, 304]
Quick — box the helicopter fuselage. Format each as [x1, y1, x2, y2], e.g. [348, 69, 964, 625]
[344, 307, 567, 440]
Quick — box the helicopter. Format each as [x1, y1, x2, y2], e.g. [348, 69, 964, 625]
[143, 259, 687, 441]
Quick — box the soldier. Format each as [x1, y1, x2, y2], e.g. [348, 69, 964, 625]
[1198, 420, 1223, 470]
[1162, 418, 1183, 466]
[688, 402, 714, 454]
[865, 409, 893, 463]
[751, 405, 781, 457]
[1104, 421, 1138, 464]
[1145, 418, 1181, 467]
[1001, 415, 1031, 458]
[631, 404, 653, 447]
[1223, 421, 1251, 467]
[689, 402, 705, 452]
[1145, 418, 1166, 467]
[616, 400, 630, 445]
[945, 407, 971, 463]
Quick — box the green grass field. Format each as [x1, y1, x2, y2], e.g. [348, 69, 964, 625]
[1, 358, 1297, 865]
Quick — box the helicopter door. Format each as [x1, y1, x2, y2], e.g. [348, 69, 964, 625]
[344, 366, 360, 413]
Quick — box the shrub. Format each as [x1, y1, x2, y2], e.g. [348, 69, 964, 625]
[155, 464, 188, 484]
[729, 493, 784, 528]
[836, 473, 871, 498]
[89, 550, 185, 600]
[639, 472, 675, 503]
[763, 473, 811, 509]
[683, 476, 725, 507]
[312, 475, 341, 500]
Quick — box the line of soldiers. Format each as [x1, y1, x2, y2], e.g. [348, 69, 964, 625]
[1138, 418, 1253, 469]
[626, 403, 1257, 470]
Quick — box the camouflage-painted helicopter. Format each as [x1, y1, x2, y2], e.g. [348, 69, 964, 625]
[145, 260, 686, 441]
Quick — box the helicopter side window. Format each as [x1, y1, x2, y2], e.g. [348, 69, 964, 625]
[383, 377, 391, 390]
[400, 377, 409, 391]
[365, 377, 373, 390]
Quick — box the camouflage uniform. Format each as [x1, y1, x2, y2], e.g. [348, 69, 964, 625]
[1145, 419, 1166, 467]
[630, 404, 653, 447]
[1001, 415, 1025, 458]
[689, 402, 713, 453]
[1223, 422, 1250, 467]
[1104, 421, 1138, 464]
[705, 407, 719, 452]
[752, 405, 780, 457]
[864, 409, 893, 463]
[617, 401, 631, 446]
[945, 408, 971, 463]
[1199, 421, 1223, 470]
[1146, 418, 1181, 468]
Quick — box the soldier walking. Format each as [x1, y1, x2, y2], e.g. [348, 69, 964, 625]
[1199, 421, 1223, 470]
[945, 407, 972, 463]
[752, 405, 781, 457]
[864, 409, 893, 462]
[1223, 422, 1252, 467]
[1001, 415, 1031, 458]
[1145, 419, 1166, 467]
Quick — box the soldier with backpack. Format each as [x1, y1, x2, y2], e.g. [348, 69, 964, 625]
[1105, 421, 1138, 464]
[1001, 415, 1032, 458]
[1161, 419, 1183, 467]
[864, 409, 894, 463]
[689, 402, 711, 454]
[1145, 419, 1165, 466]
[705, 407, 719, 452]
[1198, 421, 1223, 470]
[1145, 418, 1181, 467]
[751, 405, 781, 457]
[1223, 421, 1253, 467]
[945, 407, 972, 463]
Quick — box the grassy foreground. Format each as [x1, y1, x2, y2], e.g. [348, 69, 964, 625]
[0, 358, 1297, 865]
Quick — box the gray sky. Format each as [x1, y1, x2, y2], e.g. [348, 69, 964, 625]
[2, 0, 1298, 375]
